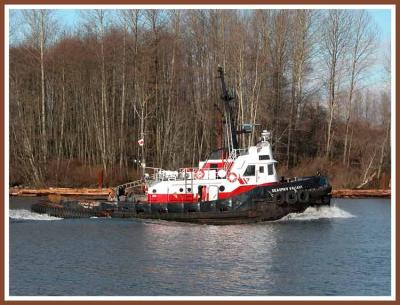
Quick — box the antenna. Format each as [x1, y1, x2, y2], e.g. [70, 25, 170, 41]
[217, 65, 239, 151]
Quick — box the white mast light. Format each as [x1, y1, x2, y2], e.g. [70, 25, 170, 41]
[261, 130, 271, 142]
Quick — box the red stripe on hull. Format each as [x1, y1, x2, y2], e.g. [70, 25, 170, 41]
[148, 193, 196, 203]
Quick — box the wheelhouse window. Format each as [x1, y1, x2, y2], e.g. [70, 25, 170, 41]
[259, 155, 270, 160]
[259, 166, 264, 173]
[243, 165, 256, 176]
[268, 164, 274, 175]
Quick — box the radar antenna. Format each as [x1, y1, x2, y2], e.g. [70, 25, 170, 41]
[217, 65, 239, 151]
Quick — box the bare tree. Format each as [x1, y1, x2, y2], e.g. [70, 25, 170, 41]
[376, 92, 390, 181]
[320, 10, 350, 159]
[82, 9, 109, 172]
[286, 10, 315, 168]
[265, 10, 290, 148]
[342, 11, 377, 165]
[22, 9, 54, 165]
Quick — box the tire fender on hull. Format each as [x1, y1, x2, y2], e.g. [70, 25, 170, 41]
[136, 202, 151, 214]
[297, 190, 310, 203]
[286, 190, 297, 205]
[274, 192, 285, 205]
[151, 203, 168, 214]
[216, 200, 231, 211]
[200, 201, 217, 212]
[167, 203, 184, 213]
[184, 202, 200, 213]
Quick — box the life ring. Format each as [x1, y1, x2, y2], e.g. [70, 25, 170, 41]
[195, 169, 205, 180]
[227, 172, 238, 183]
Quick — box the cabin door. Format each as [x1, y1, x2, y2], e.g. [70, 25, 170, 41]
[198, 185, 208, 202]
[256, 165, 268, 183]
[208, 185, 219, 201]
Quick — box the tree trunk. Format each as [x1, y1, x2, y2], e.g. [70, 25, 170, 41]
[119, 29, 127, 171]
[40, 11, 47, 165]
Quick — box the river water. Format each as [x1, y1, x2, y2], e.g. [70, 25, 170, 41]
[8, 197, 391, 297]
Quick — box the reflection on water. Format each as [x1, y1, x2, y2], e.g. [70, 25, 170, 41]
[9, 198, 391, 296]
[138, 222, 279, 294]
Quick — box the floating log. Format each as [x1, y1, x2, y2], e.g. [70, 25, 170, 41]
[331, 189, 391, 198]
[9, 187, 112, 197]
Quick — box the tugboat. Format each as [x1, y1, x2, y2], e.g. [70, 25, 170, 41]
[31, 66, 332, 224]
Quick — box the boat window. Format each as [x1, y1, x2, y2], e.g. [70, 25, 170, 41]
[259, 166, 264, 173]
[268, 164, 274, 175]
[219, 185, 225, 192]
[243, 165, 256, 176]
[259, 155, 270, 160]
[210, 163, 218, 169]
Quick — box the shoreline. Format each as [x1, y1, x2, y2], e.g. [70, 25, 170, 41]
[9, 187, 391, 199]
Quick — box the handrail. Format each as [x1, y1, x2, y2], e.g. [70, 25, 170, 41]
[115, 179, 143, 192]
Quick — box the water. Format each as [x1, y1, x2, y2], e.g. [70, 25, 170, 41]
[9, 197, 391, 296]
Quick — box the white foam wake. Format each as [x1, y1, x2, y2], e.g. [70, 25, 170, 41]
[9, 209, 62, 221]
[279, 205, 354, 221]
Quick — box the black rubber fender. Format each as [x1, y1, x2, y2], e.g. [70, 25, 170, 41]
[274, 192, 285, 205]
[286, 190, 297, 205]
[297, 190, 310, 203]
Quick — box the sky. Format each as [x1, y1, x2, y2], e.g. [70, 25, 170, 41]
[368, 8, 391, 40]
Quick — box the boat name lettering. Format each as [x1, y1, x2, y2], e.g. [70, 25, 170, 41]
[271, 185, 303, 193]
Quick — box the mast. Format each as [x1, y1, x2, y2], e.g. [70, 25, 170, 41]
[217, 65, 239, 151]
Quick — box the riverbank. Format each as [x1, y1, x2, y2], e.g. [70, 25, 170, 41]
[9, 187, 391, 198]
